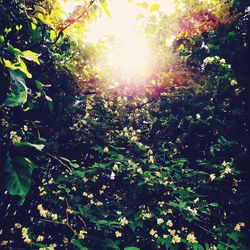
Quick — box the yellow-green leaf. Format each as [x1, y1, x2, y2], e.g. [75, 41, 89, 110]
[150, 3, 160, 12]
[18, 59, 32, 78]
[137, 2, 148, 9]
[3, 59, 18, 70]
[22, 50, 40, 65]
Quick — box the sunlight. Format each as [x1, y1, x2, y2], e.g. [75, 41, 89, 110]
[58, 0, 83, 17]
[106, 30, 150, 81]
[85, 1, 152, 81]
[85, 0, 177, 44]
[58, 0, 177, 81]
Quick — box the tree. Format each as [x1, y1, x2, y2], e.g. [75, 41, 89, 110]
[0, 0, 249, 249]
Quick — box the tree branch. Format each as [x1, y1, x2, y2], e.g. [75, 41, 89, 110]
[46, 153, 73, 173]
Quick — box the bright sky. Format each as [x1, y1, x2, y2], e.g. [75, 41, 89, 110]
[58, 0, 176, 81]
[58, 0, 176, 42]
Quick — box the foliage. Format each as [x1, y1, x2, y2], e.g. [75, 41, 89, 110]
[0, 0, 249, 249]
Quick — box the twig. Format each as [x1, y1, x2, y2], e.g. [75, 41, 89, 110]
[31, 121, 41, 139]
[40, 218, 75, 233]
[64, 197, 71, 224]
[58, 0, 95, 32]
[40, 0, 95, 45]
[46, 153, 73, 173]
[65, 197, 87, 229]
[78, 215, 87, 229]
[39, 24, 46, 45]
[42, 30, 63, 45]
[196, 223, 215, 235]
[65, 196, 70, 208]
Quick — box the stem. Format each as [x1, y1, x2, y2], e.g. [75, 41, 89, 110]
[196, 223, 215, 236]
[46, 153, 73, 173]
[40, 218, 75, 233]
[58, 0, 96, 32]
[65, 197, 87, 229]
[78, 215, 87, 229]
[31, 121, 41, 139]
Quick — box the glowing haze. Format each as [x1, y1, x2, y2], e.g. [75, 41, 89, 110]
[59, 0, 176, 81]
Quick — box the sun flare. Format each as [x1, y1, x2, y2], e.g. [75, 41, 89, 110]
[105, 31, 150, 81]
[87, 0, 154, 81]
[58, 0, 176, 81]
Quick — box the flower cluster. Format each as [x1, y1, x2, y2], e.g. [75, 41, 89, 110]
[21, 227, 31, 244]
[10, 131, 21, 144]
[234, 222, 245, 232]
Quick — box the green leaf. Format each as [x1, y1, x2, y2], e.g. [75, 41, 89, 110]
[136, 14, 145, 20]
[3, 58, 32, 78]
[70, 162, 80, 168]
[124, 247, 140, 250]
[35, 80, 44, 90]
[204, 243, 210, 250]
[3, 58, 18, 70]
[74, 171, 85, 178]
[7, 44, 23, 56]
[45, 94, 53, 111]
[71, 238, 88, 250]
[128, 222, 136, 231]
[59, 156, 72, 163]
[209, 203, 219, 207]
[18, 59, 32, 78]
[101, 1, 111, 17]
[0, 35, 4, 43]
[150, 3, 160, 12]
[227, 231, 243, 243]
[31, 22, 37, 30]
[137, 2, 148, 9]
[22, 50, 40, 64]
[218, 242, 238, 250]
[4, 157, 35, 205]
[15, 141, 45, 151]
[4, 70, 28, 107]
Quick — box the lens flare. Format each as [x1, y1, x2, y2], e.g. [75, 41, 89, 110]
[58, 0, 176, 82]
[105, 31, 151, 82]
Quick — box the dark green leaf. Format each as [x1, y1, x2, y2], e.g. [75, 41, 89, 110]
[4, 157, 35, 205]
[71, 238, 88, 250]
[15, 141, 45, 151]
[4, 70, 28, 107]
[124, 247, 140, 250]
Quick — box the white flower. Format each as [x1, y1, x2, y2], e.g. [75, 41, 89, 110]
[172, 235, 181, 244]
[166, 220, 173, 227]
[79, 230, 87, 239]
[186, 233, 198, 243]
[115, 231, 122, 237]
[222, 161, 228, 166]
[110, 171, 115, 180]
[220, 58, 226, 64]
[230, 79, 238, 86]
[23, 125, 28, 131]
[120, 217, 128, 226]
[224, 166, 232, 174]
[149, 229, 157, 236]
[51, 213, 58, 221]
[196, 113, 201, 119]
[103, 147, 109, 152]
[210, 173, 216, 181]
[137, 168, 143, 174]
[157, 218, 164, 225]
[36, 235, 44, 242]
[113, 163, 119, 171]
[194, 197, 199, 203]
